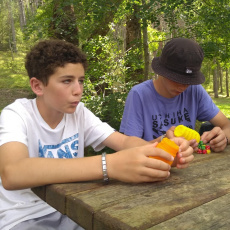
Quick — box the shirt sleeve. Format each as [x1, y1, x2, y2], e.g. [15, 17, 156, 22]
[0, 105, 28, 147]
[196, 85, 220, 121]
[119, 89, 144, 138]
[82, 106, 115, 151]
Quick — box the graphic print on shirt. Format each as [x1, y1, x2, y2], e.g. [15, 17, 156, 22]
[152, 108, 192, 139]
[39, 133, 79, 158]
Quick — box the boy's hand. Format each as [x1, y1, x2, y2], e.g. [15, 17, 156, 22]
[165, 126, 176, 139]
[189, 139, 199, 151]
[170, 137, 194, 169]
[166, 127, 198, 152]
[201, 127, 227, 152]
[107, 144, 173, 183]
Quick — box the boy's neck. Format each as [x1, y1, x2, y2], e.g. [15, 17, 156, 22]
[36, 98, 64, 129]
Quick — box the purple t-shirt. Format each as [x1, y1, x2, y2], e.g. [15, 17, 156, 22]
[119, 79, 219, 141]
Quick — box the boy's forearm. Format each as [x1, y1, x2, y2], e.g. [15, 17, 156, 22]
[149, 136, 161, 144]
[1, 156, 103, 190]
[123, 136, 150, 148]
[103, 132, 150, 151]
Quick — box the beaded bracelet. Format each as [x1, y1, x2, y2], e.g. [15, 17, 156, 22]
[102, 152, 109, 184]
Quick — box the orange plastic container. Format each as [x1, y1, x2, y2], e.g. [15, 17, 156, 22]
[174, 125, 200, 143]
[150, 137, 179, 165]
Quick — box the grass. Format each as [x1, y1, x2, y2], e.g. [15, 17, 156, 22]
[0, 51, 33, 113]
[194, 94, 230, 132]
[212, 96, 230, 118]
[0, 51, 30, 89]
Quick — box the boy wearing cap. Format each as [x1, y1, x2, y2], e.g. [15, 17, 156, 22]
[0, 39, 194, 230]
[120, 38, 230, 152]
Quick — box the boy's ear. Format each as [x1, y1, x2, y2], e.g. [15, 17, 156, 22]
[30, 77, 44, 96]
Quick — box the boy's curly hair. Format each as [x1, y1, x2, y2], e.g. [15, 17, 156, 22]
[25, 39, 88, 85]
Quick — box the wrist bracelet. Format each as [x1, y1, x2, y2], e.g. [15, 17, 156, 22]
[161, 134, 166, 141]
[102, 152, 109, 184]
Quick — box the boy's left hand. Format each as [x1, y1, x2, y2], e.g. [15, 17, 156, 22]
[170, 137, 194, 169]
[201, 127, 227, 152]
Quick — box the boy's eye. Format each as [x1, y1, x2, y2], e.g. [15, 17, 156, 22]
[63, 79, 71, 84]
[79, 79, 84, 84]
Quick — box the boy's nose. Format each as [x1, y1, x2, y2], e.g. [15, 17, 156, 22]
[73, 82, 82, 95]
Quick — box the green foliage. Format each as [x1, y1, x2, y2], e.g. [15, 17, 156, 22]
[81, 34, 138, 131]
[23, 1, 53, 41]
[1, 0, 230, 155]
[83, 81, 134, 130]
[0, 51, 30, 89]
[124, 46, 144, 81]
[181, 1, 230, 66]
[81, 34, 138, 155]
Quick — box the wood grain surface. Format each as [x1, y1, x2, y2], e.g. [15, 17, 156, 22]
[32, 146, 230, 230]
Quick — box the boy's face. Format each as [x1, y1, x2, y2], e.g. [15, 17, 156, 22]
[161, 77, 189, 98]
[41, 63, 85, 114]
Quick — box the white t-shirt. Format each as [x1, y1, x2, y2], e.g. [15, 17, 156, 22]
[0, 98, 114, 230]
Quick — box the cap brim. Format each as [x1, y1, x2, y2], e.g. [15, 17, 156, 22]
[152, 57, 205, 85]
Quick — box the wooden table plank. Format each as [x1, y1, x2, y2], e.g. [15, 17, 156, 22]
[32, 181, 104, 214]
[149, 193, 230, 230]
[31, 147, 230, 230]
[45, 180, 105, 214]
[32, 151, 229, 211]
[64, 153, 230, 229]
[91, 166, 230, 230]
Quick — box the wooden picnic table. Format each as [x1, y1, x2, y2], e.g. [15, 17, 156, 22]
[32, 146, 230, 230]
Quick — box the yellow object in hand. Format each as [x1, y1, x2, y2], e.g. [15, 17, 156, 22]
[174, 125, 200, 143]
[150, 137, 179, 165]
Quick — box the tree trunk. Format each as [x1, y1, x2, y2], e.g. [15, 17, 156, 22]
[217, 61, 223, 94]
[29, 0, 36, 15]
[208, 62, 211, 81]
[142, 24, 149, 81]
[226, 67, 229, 97]
[142, 0, 149, 81]
[18, 0, 27, 29]
[88, 0, 123, 40]
[213, 58, 218, 98]
[8, 0, 17, 53]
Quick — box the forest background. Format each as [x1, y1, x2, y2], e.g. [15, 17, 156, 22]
[1, 0, 230, 142]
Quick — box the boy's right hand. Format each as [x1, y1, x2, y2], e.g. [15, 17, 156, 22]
[166, 126, 198, 152]
[165, 126, 176, 139]
[106, 144, 173, 183]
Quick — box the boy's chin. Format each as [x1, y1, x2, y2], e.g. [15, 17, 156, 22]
[65, 108, 77, 114]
